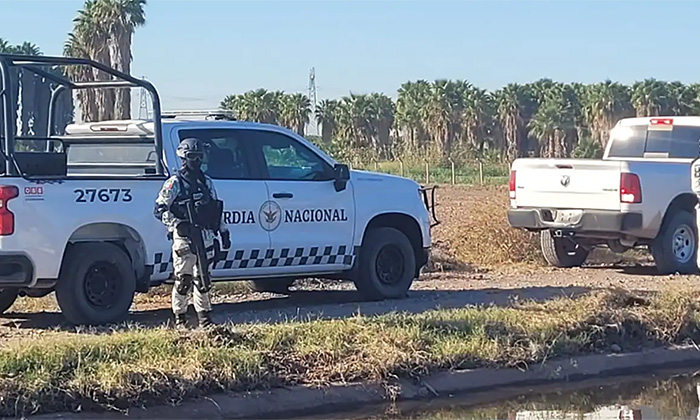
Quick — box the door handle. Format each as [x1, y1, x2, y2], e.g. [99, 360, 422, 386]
[273, 192, 293, 199]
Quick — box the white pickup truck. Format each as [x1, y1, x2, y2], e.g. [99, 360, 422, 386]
[0, 54, 438, 325]
[508, 116, 699, 274]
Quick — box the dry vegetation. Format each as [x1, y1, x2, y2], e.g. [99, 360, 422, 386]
[2, 287, 700, 417]
[431, 184, 651, 271]
[432, 185, 542, 268]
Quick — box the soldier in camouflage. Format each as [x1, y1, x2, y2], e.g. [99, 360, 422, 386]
[154, 137, 230, 328]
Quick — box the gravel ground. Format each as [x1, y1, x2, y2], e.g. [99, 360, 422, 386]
[0, 185, 696, 342]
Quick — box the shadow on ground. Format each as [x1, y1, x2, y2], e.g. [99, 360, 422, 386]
[0, 285, 592, 332]
[582, 263, 669, 276]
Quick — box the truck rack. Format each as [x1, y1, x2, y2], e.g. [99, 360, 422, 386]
[0, 54, 164, 178]
[161, 109, 236, 121]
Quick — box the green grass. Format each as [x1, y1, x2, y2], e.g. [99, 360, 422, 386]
[2, 287, 699, 417]
[352, 160, 509, 185]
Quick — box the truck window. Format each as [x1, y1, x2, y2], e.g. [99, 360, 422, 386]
[667, 126, 700, 158]
[66, 143, 156, 176]
[67, 143, 156, 163]
[607, 125, 647, 158]
[246, 130, 333, 181]
[177, 129, 254, 180]
[607, 125, 700, 159]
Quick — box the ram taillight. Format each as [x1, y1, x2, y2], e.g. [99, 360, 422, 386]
[620, 173, 642, 204]
[0, 186, 19, 236]
[509, 170, 516, 199]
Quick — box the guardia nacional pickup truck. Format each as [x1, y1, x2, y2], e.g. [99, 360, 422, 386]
[0, 54, 438, 325]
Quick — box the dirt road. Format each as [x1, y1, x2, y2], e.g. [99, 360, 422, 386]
[0, 185, 696, 342]
[0, 262, 695, 343]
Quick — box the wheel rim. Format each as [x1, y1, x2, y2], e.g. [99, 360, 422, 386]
[375, 244, 405, 285]
[672, 224, 695, 264]
[83, 261, 120, 309]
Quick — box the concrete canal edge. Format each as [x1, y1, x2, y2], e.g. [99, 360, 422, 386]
[32, 345, 700, 420]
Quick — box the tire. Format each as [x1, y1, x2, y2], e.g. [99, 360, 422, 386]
[246, 278, 295, 294]
[354, 227, 416, 300]
[650, 210, 698, 275]
[55, 242, 136, 326]
[0, 289, 18, 314]
[540, 230, 589, 268]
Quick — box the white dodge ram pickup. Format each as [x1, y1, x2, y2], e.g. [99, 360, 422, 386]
[0, 54, 438, 325]
[508, 116, 699, 274]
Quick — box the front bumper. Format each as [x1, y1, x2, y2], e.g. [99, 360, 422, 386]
[507, 208, 643, 233]
[0, 254, 34, 286]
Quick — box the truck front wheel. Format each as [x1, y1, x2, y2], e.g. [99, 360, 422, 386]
[354, 227, 416, 300]
[651, 210, 698, 275]
[56, 242, 136, 326]
[540, 230, 589, 268]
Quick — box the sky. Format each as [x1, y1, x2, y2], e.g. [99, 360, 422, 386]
[2, 0, 700, 119]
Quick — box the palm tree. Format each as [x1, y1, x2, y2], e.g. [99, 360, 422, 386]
[631, 78, 669, 117]
[493, 84, 532, 160]
[315, 99, 340, 144]
[68, 0, 114, 121]
[462, 87, 494, 153]
[369, 93, 395, 158]
[93, 0, 147, 120]
[396, 80, 430, 150]
[64, 0, 146, 121]
[281, 93, 311, 136]
[582, 80, 634, 146]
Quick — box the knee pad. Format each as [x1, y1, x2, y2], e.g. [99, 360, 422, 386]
[175, 274, 193, 295]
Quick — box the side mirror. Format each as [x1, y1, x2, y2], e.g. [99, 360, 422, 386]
[333, 163, 350, 191]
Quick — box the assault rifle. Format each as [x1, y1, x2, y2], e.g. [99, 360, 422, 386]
[177, 192, 224, 294]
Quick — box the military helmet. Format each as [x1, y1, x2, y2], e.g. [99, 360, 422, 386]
[176, 137, 206, 162]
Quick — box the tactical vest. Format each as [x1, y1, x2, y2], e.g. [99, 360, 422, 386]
[170, 171, 223, 232]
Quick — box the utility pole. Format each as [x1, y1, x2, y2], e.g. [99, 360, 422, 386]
[308, 67, 318, 135]
[138, 76, 148, 120]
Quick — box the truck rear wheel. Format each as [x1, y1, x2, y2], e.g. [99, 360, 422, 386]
[540, 230, 589, 268]
[354, 227, 416, 300]
[56, 242, 136, 326]
[246, 278, 295, 294]
[0, 289, 18, 314]
[651, 210, 698, 275]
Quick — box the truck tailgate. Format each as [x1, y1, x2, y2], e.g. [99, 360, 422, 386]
[512, 158, 623, 211]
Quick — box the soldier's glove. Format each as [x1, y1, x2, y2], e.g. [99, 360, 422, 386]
[176, 221, 192, 238]
[221, 231, 231, 250]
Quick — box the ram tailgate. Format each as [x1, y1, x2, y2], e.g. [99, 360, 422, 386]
[510, 158, 624, 212]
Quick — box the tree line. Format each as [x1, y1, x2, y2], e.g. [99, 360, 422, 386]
[220, 78, 700, 162]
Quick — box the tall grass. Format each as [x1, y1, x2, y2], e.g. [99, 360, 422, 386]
[1, 288, 699, 417]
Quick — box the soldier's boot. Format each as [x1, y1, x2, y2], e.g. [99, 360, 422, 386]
[197, 311, 213, 328]
[174, 313, 187, 328]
